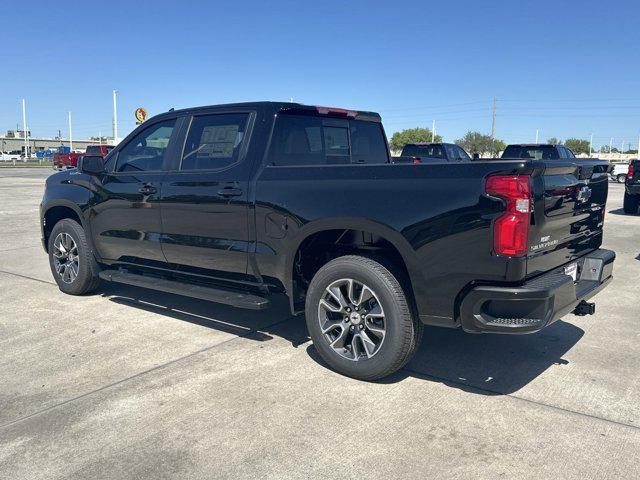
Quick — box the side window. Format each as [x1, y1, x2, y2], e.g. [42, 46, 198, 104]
[181, 113, 249, 170]
[558, 147, 567, 158]
[350, 120, 388, 164]
[115, 119, 175, 172]
[456, 146, 470, 160]
[565, 147, 575, 158]
[444, 144, 458, 161]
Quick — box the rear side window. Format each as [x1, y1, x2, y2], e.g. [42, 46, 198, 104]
[181, 113, 249, 170]
[269, 115, 388, 166]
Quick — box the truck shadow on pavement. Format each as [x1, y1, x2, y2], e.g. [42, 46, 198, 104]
[307, 321, 584, 395]
[379, 321, 583, 394]
[99, 284, 583, 396]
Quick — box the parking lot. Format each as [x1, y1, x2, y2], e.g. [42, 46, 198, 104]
[0, 167, 639, 479]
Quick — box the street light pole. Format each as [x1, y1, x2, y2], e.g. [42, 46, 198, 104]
[22, 98, 28, 160]
[68, 112, 73, 152]
[112, 90, 118, 142]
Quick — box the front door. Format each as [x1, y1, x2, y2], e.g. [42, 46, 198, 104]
[160, 111, 255, 283]
[91, 118, 178, 267]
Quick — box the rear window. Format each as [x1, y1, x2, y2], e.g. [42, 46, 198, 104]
[502, 145, 560, 160]
[268, 115, 388, 166]
[86, 146, 101, 154]
[401, 144, 446, 159]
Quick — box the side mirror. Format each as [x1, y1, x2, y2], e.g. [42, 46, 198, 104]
[78, 155, 104, 175]
[473, 153, 480, 160]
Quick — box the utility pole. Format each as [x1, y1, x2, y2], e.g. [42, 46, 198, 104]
[589, 133, 593, 155]
[22, 98, 28, 160]
[535, 129, 539, 143]
[637, 135, 640, 160]
[431, 119, 436, 142]
[68, 112, 73, 152]
[490, 97, 496, 141]
[609, 137, 613, 154]
[112, 89, 118, 142]
[621, 139, 624, 155]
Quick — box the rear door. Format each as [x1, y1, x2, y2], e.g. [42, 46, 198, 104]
[526, 159, 609, 277]
[159, 110, 255, 282]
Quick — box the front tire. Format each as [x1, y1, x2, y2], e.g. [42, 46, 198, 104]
[48, 218, 101, 295]
[623, 192, 640, 214]
[617, 174, 627, 183]
[305, 255, 422, 380]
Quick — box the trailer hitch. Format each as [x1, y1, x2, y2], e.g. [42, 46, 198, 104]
[573, 300, 596, 316]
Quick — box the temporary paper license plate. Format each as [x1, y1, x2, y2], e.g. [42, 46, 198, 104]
[564, 263, 578, 282]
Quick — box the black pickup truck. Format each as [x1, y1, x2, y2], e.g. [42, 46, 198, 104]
[40, 102, 615, 380]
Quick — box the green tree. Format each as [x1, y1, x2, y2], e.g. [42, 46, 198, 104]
[389, 127, 442, 152]
[547, 137, 559, 145]
[455, 131, 505, 156]
[564, 138, 591, 155]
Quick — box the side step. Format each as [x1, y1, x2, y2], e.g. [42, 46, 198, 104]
[99, 270, 270, 310]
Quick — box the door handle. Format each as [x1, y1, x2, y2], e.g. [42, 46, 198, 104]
[139, 184, 157, 195]
[217, 187, 243, 198]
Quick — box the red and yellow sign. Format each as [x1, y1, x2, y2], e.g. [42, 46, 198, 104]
[135, 107, 148, 124]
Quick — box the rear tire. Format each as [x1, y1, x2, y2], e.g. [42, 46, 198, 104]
[617, 174, 627, 183]
[48, 219, 101, 295]
[305, 255, 422, 380]
[623, 192, 640, 214]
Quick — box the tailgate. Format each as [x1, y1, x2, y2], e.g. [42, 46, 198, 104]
[526, 159, 609, 277]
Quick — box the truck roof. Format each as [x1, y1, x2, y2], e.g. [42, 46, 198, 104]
[158, 101, 382, 122]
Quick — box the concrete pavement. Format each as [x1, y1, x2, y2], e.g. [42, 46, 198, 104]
[0, 168, 639, 479]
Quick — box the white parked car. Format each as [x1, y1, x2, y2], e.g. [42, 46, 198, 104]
[0, 151, 21, 162]
[610, 163, 629, 183]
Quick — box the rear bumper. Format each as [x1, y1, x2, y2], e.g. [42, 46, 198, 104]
[460, 248, 615, 334]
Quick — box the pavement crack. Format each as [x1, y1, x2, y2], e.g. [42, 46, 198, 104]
[401, 366, 640, 432]
[0, 269, 56, 285]
[0, 315, 296, 430]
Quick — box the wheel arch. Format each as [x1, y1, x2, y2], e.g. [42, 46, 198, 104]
[285, 217, 418, 314]
[42, 201, 91, 253]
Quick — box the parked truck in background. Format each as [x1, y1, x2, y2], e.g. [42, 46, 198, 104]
[501, 143, 578, 160]
[53, 145, 114, 170]
[624, 159, 640, 214]
[40, 102, 615, 380]
[394, 142, 471, 163]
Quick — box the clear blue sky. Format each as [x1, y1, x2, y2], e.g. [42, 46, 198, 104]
[1, 0, 639, 149]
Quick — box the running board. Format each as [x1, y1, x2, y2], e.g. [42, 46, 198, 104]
[99, 270, 270, 310]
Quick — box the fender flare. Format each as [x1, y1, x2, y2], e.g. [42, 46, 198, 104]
[41, 199, 97, 256]
[284, 217, 418, 312]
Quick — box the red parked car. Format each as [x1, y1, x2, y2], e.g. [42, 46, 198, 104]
[53, 145, 114, 169]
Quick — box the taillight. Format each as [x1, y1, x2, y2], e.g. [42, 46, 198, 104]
[628, 162, 634, 179]
[485, 175, 532, 257]
[412, 157, 421, 164]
